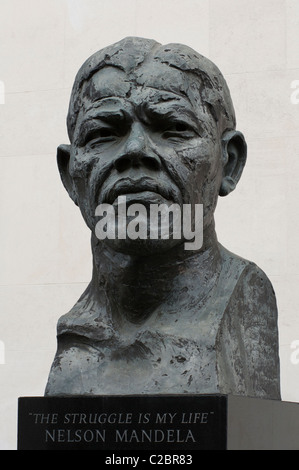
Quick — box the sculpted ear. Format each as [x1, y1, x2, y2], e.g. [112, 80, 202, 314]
[219, 130, 247, 196]
[57, 144, 78, 205]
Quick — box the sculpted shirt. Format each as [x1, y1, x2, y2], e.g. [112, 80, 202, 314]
[45, 244, 280, 400]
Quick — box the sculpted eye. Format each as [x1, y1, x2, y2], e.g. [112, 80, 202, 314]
[97, 128, 115, 137]
[162, 121, 199, 140]
[172, 123, 189, 132]
[83, 127, 117, 146]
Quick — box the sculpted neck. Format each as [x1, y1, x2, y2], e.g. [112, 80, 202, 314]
[89, 221, 221, 326]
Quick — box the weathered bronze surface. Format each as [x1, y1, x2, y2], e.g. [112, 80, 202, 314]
[45, 37, 280, 399]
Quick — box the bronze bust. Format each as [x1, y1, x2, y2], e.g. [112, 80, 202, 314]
[45, 37, 280, 399]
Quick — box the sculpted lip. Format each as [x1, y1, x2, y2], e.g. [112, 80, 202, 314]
[101, 177, 181, 205]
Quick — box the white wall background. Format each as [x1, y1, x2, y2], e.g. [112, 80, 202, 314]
[1, 0, 299, 450]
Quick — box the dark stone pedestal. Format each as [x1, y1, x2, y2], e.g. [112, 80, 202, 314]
[17, 394, 299, 450]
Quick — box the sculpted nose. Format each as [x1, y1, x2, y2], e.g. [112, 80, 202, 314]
[114, 123, 161, 172]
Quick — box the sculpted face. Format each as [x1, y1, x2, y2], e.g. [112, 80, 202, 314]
[64, 62, 228, 254]
[58, 43, 246, 255]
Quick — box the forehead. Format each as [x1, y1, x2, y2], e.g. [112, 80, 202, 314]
[83, 63, 203, 111]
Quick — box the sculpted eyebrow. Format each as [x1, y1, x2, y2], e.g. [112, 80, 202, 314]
[77, 109, 132, 137]
[146, 100, 198, 119]
[143, 103, 201, 131]
[82, 109, 130, 123]
[77, 109, 131, 145]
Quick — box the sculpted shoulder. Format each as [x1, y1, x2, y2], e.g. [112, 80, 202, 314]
[216, 244, 280, 400]
[219, 243, 277, 313]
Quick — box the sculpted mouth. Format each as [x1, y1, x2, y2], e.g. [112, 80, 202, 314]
[103, 178, 178, 205]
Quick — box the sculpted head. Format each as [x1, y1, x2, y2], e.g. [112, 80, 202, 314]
[57, 37, 247, 255]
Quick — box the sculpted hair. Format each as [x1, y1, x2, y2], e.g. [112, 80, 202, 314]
[66, 36, 236, 142]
